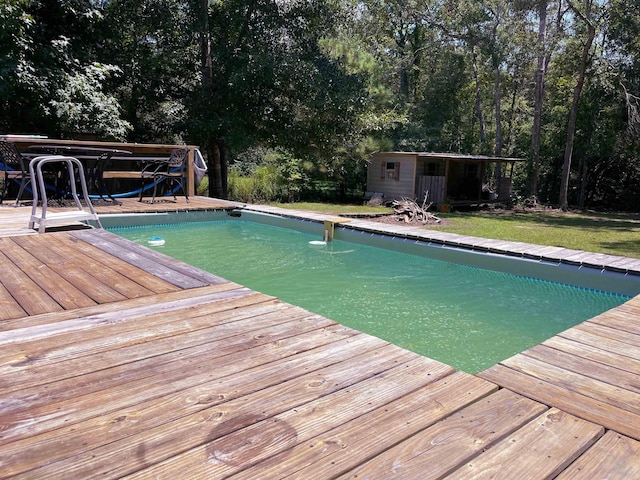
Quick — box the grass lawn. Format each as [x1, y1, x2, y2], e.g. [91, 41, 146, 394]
[437, 210, 640, 259]
[270, 202, 640, 259]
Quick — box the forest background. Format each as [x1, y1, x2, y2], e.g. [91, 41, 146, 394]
[1, 0, 639, 210]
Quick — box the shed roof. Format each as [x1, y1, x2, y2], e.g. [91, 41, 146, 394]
[373, 152, 525, 163]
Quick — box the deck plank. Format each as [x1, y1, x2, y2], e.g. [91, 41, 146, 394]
[502, 354, 640, 416]
[121, 356, 456, 479]
[555, 431, 640, 479]
[0, 309, 340, 417]
[0, 291, 276, 388]
[599, 309, 640, 336]
[23, 232, 155, 299]
[72, 229, 226, 288]
[5, 340, 414, 479]
[335, 389, 547, 480]
[70, 229, 208, 289]
[0, 283, 253, 347]
[61, 232, 181, 294]
[0, 309, 336, 436]
[0, 248, 64, 316]
[573, 321, 640, 347]
[77, 229, 228, 285]
[524, 344, 640, 393]
[444, 408, 604, 479]
[0, 237, 97, 310]
[542, 336, 640, 376]
[479, 364, 640, 440]
[0, 281, 27, 320]
[558, 326, 640, 359]
[236, 373, 502, 480]
[12, 234, 128, 304]
[0, 282, 236, 331]
[0, 321, 366, 455]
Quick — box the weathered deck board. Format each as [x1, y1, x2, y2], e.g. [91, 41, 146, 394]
[4, 339, 413, 478]
[0, 236, 98, 310]
[555, 431, 640, 479]
[503, 354, 640, 416]
[573, 321, 640, 347]
[542, 336, 640, 376]
[233, 373, 501, 480]
[123, 356, 457, 480]
[18, 232, 155, 299]
[1, 308, 340, 418]
[0, 322, 368, 455]
[524, 344, 640, 393]
[70, 230, 215, 289]
[0, 288, 260, 361]
[336, 389, 547, 480]
[12, 234, 129, 304]
[0, 283, 238, 332]
[0, 291, 279, 392]
[72, 229, 228, 287]
[0, 281, 27, 319]
[58, 232, 182, 294]
[559, 325, 640, 359]
[445, 409, 604, 479]
[479, 364, 640, 440]
[0, 247, 66, 316]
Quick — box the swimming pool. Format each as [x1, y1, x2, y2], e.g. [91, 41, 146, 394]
[106, 210, 635, 373]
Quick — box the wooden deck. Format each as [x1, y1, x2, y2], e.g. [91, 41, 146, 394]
[1, 199, 640, 478]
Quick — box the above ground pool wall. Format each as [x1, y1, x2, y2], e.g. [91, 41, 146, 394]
[102, 209, 640, 297]
[334, 226, 639, 297]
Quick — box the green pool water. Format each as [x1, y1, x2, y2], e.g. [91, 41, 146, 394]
[111, 220, 628, 373]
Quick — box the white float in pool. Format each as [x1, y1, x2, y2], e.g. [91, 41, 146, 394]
[148, 237, 165, 246]
[309, 229, 329, 245]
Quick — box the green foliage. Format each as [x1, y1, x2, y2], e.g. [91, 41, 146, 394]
[50, 64, 131, 140]
[2, 0, 640, 211]
[228, 149, 310, 203]
[0, 0, 129, 136]
[100, 0, 195, 143]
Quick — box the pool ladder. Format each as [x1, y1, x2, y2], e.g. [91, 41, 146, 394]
[28, 156, 102, 233]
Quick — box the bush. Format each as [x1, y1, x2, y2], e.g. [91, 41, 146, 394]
[227, 150, 309, 203]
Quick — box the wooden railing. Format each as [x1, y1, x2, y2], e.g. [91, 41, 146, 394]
[1, 136, 200, 197]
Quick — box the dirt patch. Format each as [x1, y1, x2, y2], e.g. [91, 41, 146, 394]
[364, 213, 452, 227]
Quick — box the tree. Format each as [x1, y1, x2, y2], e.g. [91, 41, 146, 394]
[100, 0, 195, 143]
[0, 0, 129, 137]
[187, 0, 373, 199]
[558, 0, 597, 211]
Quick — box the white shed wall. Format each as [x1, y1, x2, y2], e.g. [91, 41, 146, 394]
[367, 153, 418, 201]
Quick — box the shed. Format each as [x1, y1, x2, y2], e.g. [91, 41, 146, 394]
[366, 152, 525, 205]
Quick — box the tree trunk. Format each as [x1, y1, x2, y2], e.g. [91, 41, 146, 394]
[530, 0, 548, 197]
[199, 0, 227, 199]
[558, 1, 595, 211]
[578, 156, 588, 211]
[472, 48, 487, 148]
[494, 66, 503, 157]
[493, 64, 503, 196]
[200, 0, 213, 88]
[206, 140, 226, 198]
